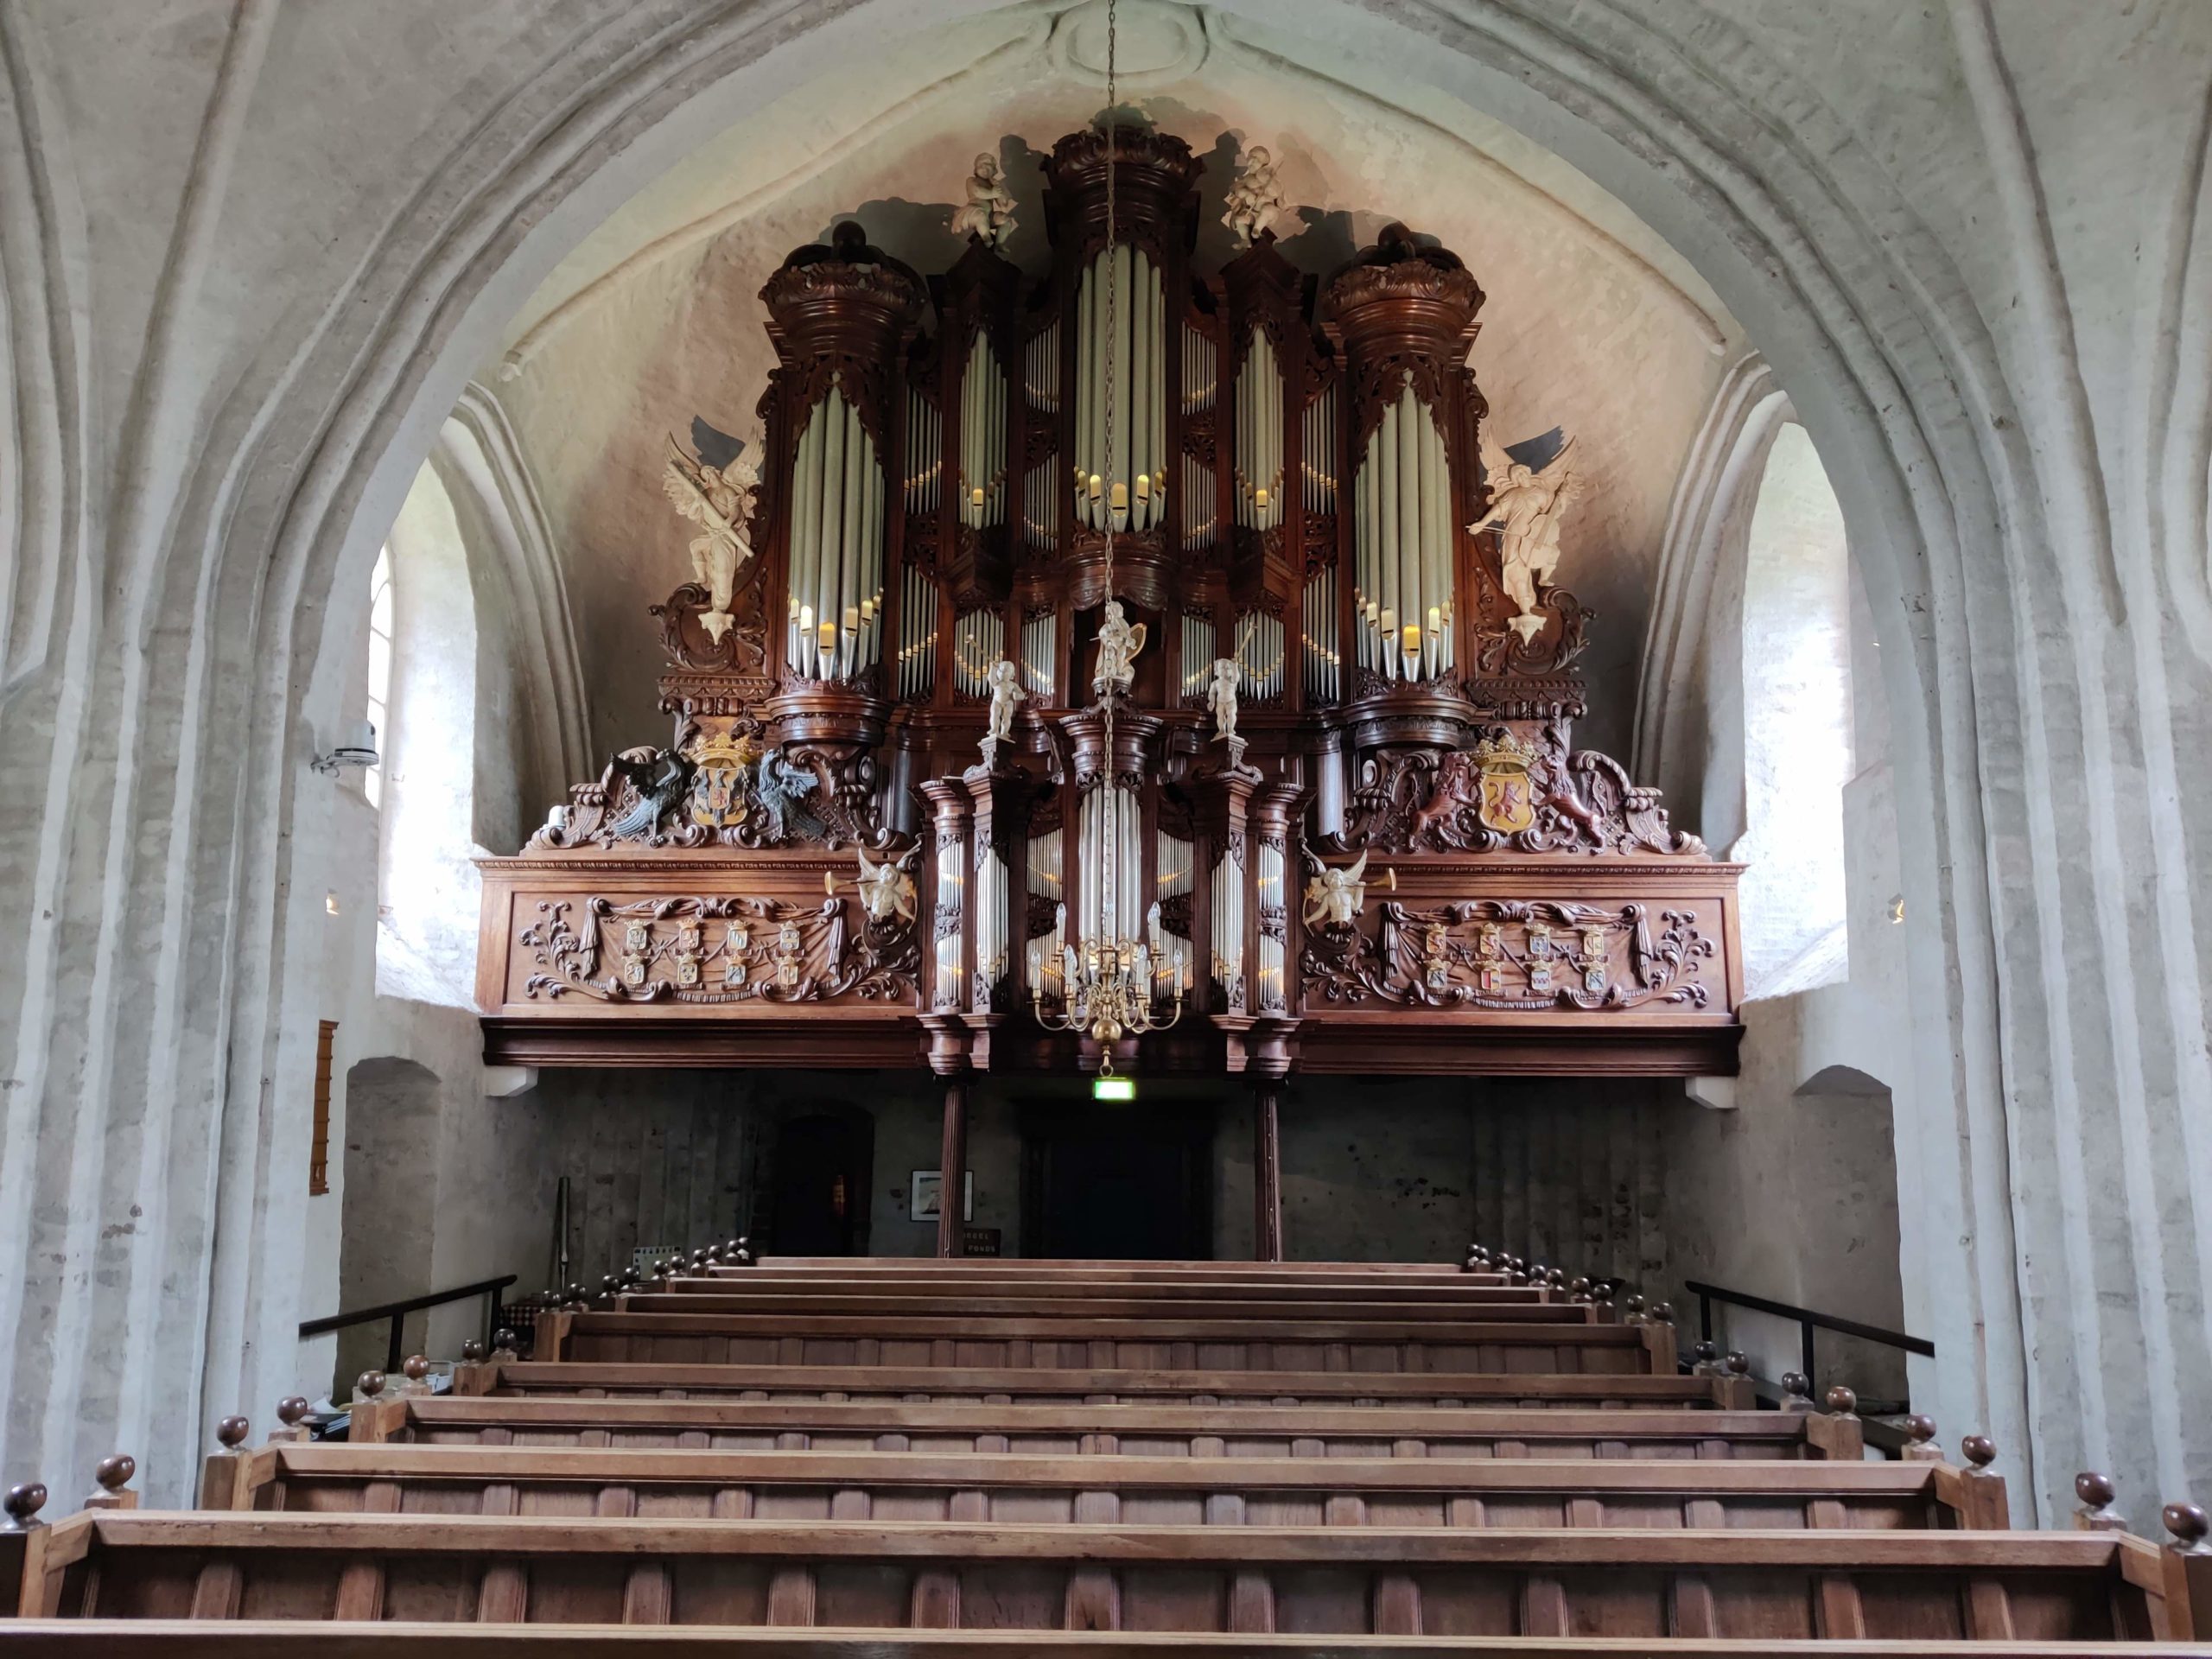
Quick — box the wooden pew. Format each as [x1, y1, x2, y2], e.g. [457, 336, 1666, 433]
[11, 1510, 2197, 1641]
[17, 1630, 2211, 1656]
[461, 1358, 1720, 1409]
[741, 1256, 1492, 1275]
[537, 1310, 1673, 1375]
[645, 1288, 1566, 1321]
[207, 1442, 1994, 1530]
[698, 1282, 1530, 1309]
[354, 1395, 1846, 1459]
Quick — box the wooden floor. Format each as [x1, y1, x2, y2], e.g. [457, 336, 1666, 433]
[5, 1250, 2209, 1654]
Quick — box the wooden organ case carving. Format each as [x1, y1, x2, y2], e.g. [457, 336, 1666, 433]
[474, 127, 1744, 1077]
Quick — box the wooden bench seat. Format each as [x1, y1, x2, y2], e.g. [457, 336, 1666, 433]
[540, 1311, 1667, 1376]
[13, 1512, 2194, 1641]
[18, 1627, 2209, 1656]
[467, 1360, 1724, 1409]
[742, 1257, 1491, 1276]
[209, 1444, 1993, 1531]
[644, 1290, 1567, 1322]
[358, 1395, 1835, 1459]
[696, 1272, 1529, 1302]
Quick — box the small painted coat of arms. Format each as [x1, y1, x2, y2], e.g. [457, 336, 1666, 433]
[688, 729, 759, 828]
[1471, 733, 1540, 834]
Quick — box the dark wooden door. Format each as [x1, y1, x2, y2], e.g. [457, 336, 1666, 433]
[767, 1113, 870, 1255]
[1022, 1105, 1213, 1259]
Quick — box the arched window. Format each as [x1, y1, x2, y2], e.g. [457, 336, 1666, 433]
[365, 545, 394, 808]
[1737, 423, 1852, 994]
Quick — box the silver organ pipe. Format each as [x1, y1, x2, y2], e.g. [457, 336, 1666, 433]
[1180, 612, 1215, 702]
[1303, 385, 1338, 516]
[1182, 321, 1215, 416]
[1027, 827, 1064, 999]
[1254, 838, 1287, 1013]
[904, 386, 940, 518]
[1236, 330, 1284, 531]
[1026, 319, 1060, 414]
[973, 838, 1008, 1007]
[1075, 781, 1144, 949]
[1020, 609, 1057, 701]
[933, 831, 964, 1010]
[1351, 378, 1452, 683]
[951, 608, 1006, 699]
[1023, 459, 1060, 557]
[1182, 454, 1215, 552]
[897, 566, 938, 700]
[1153, 829, 1193, 998]
[1301, 566, 1339, 703]
[958, 333, 1007, 529]
[1210, 836, 1244, 1007]
[1236, 608, 1285, 703]
[787, 405, 821, 674]
[1073, 245, 1167, 531]
[1182, 321, 1217, 551]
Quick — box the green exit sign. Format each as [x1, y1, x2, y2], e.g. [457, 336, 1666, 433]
[1092, 1077, 1137, 1102]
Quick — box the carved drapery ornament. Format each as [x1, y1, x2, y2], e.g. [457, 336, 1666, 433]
[1301, 898, 1713, 1012]
[520, 893, 917, 1005]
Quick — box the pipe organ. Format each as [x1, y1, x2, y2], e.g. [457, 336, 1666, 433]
[475, 125, 1743, 1087]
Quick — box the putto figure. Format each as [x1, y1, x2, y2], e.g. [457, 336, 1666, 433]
[855, 846, 918, 924]
[1207, 657, 1241, 742]
[1223, 145, 1287, 248]
[950, 153, 1018, 248]
[1091, 598, 1147, 694]
[661, 435, 760, 643]
[983, 658, 1027, 748]
[1302, 851, 1377, 929]
[1469, 430, 1577, 645]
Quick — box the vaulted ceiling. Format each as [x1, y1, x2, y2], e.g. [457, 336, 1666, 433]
[480, 0, 1748, 761]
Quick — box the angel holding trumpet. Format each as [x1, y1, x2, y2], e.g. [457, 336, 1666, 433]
[661, 435, 760, 643]
[1468, 430, 1577, 645]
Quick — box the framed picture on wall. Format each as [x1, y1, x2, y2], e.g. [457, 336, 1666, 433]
[910, 1169, 974, 1223]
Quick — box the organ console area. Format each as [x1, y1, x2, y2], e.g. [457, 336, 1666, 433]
[471, 122, 1745, 1135]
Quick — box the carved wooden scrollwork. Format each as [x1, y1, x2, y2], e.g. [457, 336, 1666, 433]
[1300, 898, 1713, 1011]
[520, 893, 918, 1005]
[1343, 728, 1703, 858]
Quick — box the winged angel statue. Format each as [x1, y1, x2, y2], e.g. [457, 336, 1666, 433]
[662, 435, 760, 643]
[1468, 431, 1577, 645]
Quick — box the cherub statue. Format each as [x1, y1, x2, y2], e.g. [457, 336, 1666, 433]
[662, 435, 760, 643]
[949, 153, 1018, 249]
[1206, 657, 1241, 742]
[1091, 598, 1147, 693]
[854, 845, 918, 925]
[1468, 429, 1577, 645]
[983, 658, 1027, 747]
[1222, 145, 1287, 249]
[1302, 851, 1378, 929]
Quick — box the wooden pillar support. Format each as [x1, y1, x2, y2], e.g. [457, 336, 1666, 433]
[1252, 1077, 1284, 1262]
[937, 1074, 969, 1260]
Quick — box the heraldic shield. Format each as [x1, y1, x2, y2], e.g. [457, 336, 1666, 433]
[1474, 734, 1539, 834]
[688, 729, 756, 828]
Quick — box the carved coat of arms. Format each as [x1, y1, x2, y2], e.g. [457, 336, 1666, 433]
[1473, 734, 1539, 834]
[687, 730, 757, 829]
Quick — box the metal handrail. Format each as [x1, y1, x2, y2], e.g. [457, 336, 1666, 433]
[1684, 1278, 1931, 1398]
[298, 1274, 517, 1374]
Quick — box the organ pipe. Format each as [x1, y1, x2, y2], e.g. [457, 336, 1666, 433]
[1072, 245, 1166, 531]
[958, 333, 1007, 529]
[974, 842, 1009, 1007]
[1351, 378, 1454, 684]
[785, 383, 887, 682]
[1236, 331, 1283, 531]
[1027, 828, 1064, 998]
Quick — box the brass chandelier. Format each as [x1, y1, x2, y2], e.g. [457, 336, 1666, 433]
[1031, 0, 1185, 1075]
